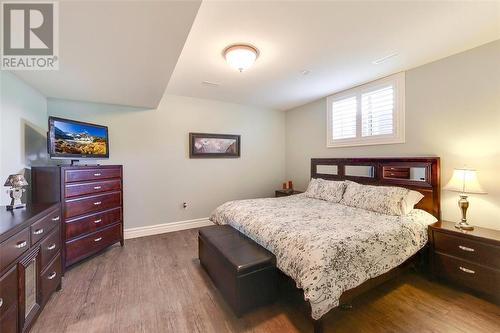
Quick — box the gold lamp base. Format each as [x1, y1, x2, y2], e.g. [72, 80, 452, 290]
[455, 220, 474, 231]
[454, 194, 474, 230]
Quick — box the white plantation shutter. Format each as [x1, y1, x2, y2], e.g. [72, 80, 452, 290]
[331, 96, 357, 140]
[326, 72, 405, 147]
[361, 85, 394, 137]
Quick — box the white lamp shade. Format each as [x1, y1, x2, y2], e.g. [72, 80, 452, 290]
[443, 168, 487, 194]
[224, 45, 258, 72]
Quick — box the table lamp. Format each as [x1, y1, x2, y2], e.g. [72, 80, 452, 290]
[444, 168, 486, 230]
[4, 174, 29, 210]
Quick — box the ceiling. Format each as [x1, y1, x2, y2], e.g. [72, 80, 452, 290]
[167, 0, 500, 110]
[14, 0, 201, 108]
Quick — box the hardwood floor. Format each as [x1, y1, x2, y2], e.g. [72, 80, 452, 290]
[32, 228, 500, 333]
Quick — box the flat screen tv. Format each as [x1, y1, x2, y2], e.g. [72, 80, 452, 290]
[48, 116, 109, 160]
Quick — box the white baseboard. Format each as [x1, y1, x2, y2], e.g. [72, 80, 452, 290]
[124, 217, 213, 239]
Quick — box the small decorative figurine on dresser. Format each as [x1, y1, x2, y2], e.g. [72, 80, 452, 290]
[444, 168, 487, 230]
[4, 173, 29, 210]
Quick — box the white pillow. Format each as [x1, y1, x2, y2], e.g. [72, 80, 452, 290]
[400, 190, 425, 215]
[341, 181, 409, 216]
[304, 178, 321, 198]
[305, 178, 346, 203]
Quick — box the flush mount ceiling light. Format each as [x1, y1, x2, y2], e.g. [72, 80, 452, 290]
[223, 44, 259, 72]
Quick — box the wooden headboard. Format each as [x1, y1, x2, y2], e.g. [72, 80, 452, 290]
[311, 157, 440, 219]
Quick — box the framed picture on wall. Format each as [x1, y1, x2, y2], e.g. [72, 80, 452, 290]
[189, 133, 241, 158]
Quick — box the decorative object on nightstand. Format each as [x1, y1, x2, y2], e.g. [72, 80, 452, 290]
[4, 174, 29, 210]
[444, 168, 486, 230]
[275, 180, 296, 197]
[429, 221, 500, 302]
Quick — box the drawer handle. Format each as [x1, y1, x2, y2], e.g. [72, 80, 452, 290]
[52, 216, 60, 221]
[47, 243, 56, 250]
[33, 228, 44, 235]
[458, 245, 475, 252]
[459, 266, 475, 274]
[94, 173, 102, 176]
[94, 219, 102, 224]
[0, 297, 3, 308]
[48, 272, 57, 280]
[94, 237, 103, 242]
[15, 240, 27, 249]
[94, 201, 102, 206]
[94, 186, 102, 190]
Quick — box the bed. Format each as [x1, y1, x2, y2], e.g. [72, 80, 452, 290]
[210, 157, 440, 332]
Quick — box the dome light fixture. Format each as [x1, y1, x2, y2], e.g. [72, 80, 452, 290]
[223, 44, 259, 72]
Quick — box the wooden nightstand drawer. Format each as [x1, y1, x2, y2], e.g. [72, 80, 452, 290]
[434, 253, 500, 300]
[434, 231, 500, 269]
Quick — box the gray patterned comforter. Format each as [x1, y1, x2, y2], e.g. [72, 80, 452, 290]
[209, 194, 436, 320]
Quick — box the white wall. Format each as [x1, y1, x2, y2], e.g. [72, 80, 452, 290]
[285, 40, 500, 230]
[0, 72, 49, 205]
[48, 95, 285, 228]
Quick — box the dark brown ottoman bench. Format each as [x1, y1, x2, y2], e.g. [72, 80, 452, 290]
[198, 225, 277, 316]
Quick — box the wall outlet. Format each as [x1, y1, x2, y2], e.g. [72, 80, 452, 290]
[182, 202, 188, 209]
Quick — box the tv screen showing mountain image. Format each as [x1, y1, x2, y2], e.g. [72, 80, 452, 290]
[48, 117, 109, 158]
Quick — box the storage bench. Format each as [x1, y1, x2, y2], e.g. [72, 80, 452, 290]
[198, 225, 277, 316]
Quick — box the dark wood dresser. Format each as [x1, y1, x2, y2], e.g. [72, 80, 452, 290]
[31, 165, 123, 270]
[429, 221, 500, 302]
[0, 203, 62, 333]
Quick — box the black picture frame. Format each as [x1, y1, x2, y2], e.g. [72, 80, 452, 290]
[189, 133, 241, 158]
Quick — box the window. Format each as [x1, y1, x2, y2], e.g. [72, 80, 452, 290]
[327, 72, 405, 147]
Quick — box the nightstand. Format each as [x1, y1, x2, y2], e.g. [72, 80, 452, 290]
[428, 221, 500, 302]
[275, 190, 302, 197]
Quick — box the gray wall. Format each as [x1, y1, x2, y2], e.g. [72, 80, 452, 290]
[285, 40, 500, 230]
[0, 72, 49, 205]
[48, 95, 285, 228]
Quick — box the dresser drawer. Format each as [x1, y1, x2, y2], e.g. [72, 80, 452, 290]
[31, 209, 61, 245]
[41, 254, 62, 305]
[0, 228, 30, 272]
[434, 253, 500, 299]
[65, 168, 121, 183]
[65, 223, 121, 266]
[65, 191, 121, 218]
[0, 266, 17, 319]
[65, 207, 122, 240]
[434, 231, 500, 269]
[65, 179, 121, 198]
[40, 227, 61, 269]
[0, 303, 17, 333]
